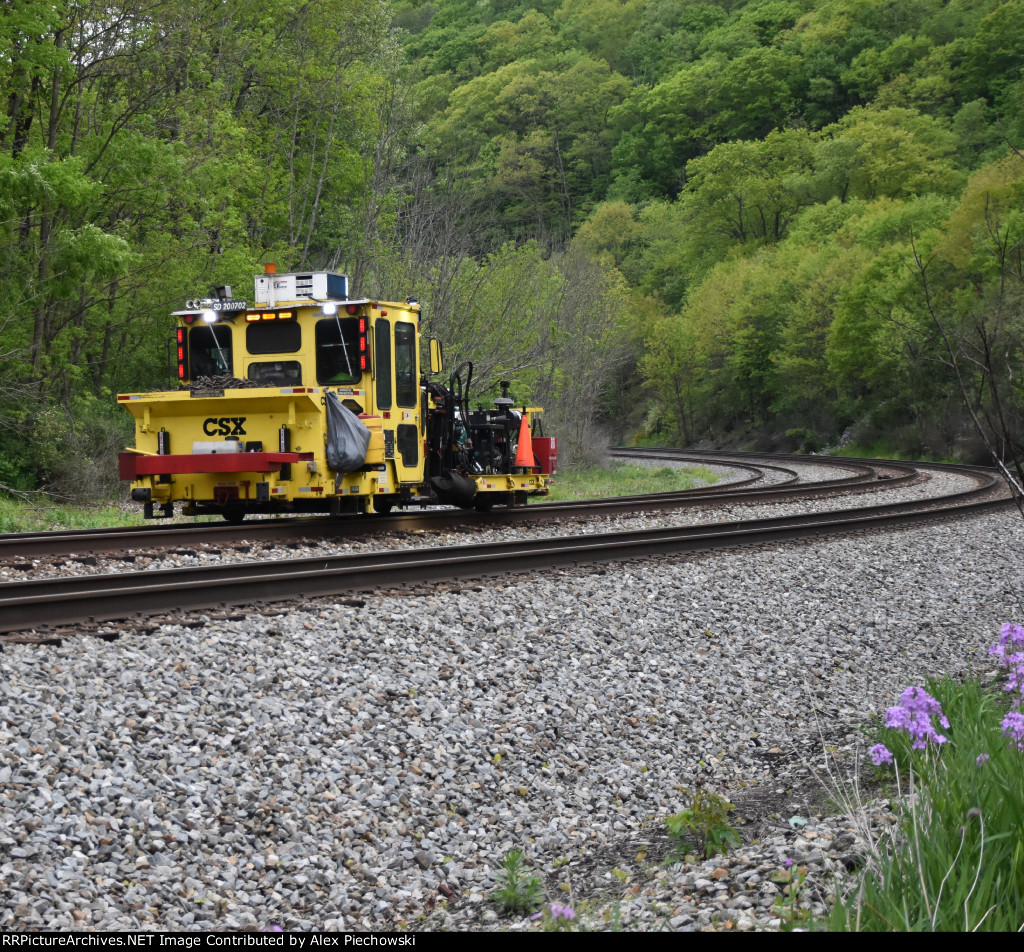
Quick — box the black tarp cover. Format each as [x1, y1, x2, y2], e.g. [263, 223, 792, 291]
[325, 392, 371, 473]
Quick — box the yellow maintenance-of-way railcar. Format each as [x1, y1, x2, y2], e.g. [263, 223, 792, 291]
[118, 267, 556, 521]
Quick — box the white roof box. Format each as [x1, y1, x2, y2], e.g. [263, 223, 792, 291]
[254, 271, 348, 305]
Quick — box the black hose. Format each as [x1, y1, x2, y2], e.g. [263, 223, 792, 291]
[450, 361, 473, 436]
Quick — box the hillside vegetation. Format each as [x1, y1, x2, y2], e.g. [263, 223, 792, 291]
[1, 0, 1023, 496]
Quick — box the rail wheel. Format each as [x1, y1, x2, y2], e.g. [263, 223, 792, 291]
[221, 505, 246, 524]
[473, 493, 496, 512]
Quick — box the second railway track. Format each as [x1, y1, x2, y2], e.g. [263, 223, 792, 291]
[0, 451, 902, 561]
[0, 452, 1010, 635]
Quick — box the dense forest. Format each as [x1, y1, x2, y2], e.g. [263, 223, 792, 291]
[1, 0, 1023, 498]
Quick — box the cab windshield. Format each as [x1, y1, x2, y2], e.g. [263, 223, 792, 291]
[188, 324, 233, 378]
[316, 318, 361, 384]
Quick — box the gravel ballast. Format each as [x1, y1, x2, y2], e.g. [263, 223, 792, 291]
[1, 500, 1021, 931]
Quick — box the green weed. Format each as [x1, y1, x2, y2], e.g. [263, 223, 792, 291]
[491, 849, 542, 915]
[771, 863, 812, 931]
[665, 790, 741, 861]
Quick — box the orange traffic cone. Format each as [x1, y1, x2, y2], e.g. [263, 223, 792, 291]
[515, 413, 535, 469]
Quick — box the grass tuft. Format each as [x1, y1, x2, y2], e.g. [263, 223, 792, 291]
[543, 460, 721, 503]
[0, 496, 147, 533]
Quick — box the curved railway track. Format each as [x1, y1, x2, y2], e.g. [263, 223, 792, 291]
[0, 452, 891, 560]
[0, 452, 1010, 636]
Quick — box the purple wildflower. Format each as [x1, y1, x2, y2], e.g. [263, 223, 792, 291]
[885, 706, 910, 730]
[1005, 664, 1024, 698]
[1001, 623, 1024, 646]
[901, 686, 951, 728]
[870, 744, 894, 766]
[784, 859, 794, 869]
[1002, 712, 1024, 750]
[533, 903, 576, 924]
[989, 626, 1024, 708]
[884, 686, 949, 749]
[976, 753, 990, 766]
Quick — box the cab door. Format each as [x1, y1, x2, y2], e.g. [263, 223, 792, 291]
[374, 316, 423, 483]
[392, 320, 422, 480]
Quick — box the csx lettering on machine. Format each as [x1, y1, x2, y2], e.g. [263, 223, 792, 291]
[117, 266, 556, 522]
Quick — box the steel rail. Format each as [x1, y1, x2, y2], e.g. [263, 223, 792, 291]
[0, 463, 1006, 634]
[614, 446, 999, 475]
[0, 455, 773, 559]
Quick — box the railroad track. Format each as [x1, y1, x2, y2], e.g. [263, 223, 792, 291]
[0, 452, 893, 560]
[0, 453, 1010, 636]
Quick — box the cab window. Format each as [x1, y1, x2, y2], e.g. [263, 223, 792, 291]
[248, 361, 302, 385]
[316, 318, 361, 384]
[188, 324, 232, 378]
[247, 322, 300, 354]
[395, 322, 417, 407]
[375, 320, 392, 410]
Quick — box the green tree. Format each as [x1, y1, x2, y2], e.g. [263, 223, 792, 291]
[626, 129, 817, 308]
[628, 45, 800, 191]
[0, 0, 396, 493]
[620, 0, 729, 83]
[815, 106, 961, 200]
[423, 52, 630, 244]
[553, 0, 644, 71]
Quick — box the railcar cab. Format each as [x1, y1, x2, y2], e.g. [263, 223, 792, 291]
[174, 268, 415, 406]
[121, 267, 427, 517]
[186, 267, 423, 487]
